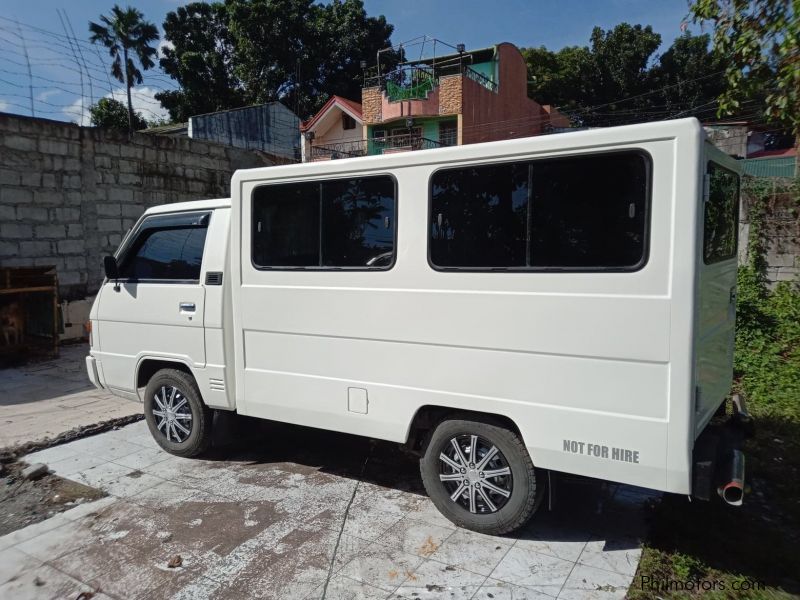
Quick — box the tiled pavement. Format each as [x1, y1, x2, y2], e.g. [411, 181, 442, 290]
[2, 418, 657, 599]
[0, 344, 141, 448]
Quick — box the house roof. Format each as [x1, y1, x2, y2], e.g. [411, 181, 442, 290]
[747, 147, 797, 159]
[300, 96, 362, 132]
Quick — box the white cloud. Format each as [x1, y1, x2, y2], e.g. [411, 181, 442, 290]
[36, 89, 60, 103]
[0, 100, 9, 112]
[158, 38, 175, 59]
[63, 86, 169, 126]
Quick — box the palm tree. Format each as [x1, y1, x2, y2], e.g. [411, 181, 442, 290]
[89, 5, 159, 133]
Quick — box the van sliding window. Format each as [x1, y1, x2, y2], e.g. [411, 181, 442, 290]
[251, 175, 396, 269]
[429, 151, 650, 271]
[703, 162, 739, 264]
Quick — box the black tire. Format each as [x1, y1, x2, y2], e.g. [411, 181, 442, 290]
[420, 416, 544, 535]
[143, 368, 213, 458]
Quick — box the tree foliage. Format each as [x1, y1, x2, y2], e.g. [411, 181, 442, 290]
[89, 97, 148, 130]
[690, 0, 799, 134]
[89, 5, 159, 133]
[157, 0, 394, 122]
[523, 24, 727, 126]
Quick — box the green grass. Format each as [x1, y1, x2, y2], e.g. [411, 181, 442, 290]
[630, 271, 800, 599]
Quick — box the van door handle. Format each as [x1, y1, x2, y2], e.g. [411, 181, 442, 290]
[179, 302, 196, 313]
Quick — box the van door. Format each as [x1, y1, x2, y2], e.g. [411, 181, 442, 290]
[95, 211, 210, 394]
[695, 159, 740, 433]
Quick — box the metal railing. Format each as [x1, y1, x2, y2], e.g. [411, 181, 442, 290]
[373, 134, 444, 152]
[310, 134, 445, 160]
[364, 60, 498, 98]
[464, 66, 498, 92]
[310, 140, 367, 160]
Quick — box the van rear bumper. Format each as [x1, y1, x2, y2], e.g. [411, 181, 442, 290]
[692, 394, 753, 503]
[86, 355, 104, 390]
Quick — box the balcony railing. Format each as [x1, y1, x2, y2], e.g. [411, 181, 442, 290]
[464, 66, 498, 92]
[364, 60, 498, 99]
[310, 134, 445, 160]
[309, 140, 367, 160]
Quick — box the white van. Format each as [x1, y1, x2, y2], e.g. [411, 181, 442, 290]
[87, 117, 750, 534]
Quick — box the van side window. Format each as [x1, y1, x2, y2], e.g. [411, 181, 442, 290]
[429, 151, 650, 270]
[117, 212, 210, 282]
[703, 162, 739, 264]
[252, 175, 396, 269]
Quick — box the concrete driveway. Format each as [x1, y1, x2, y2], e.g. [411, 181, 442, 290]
[2, 413, 654, 599]
[0, 344, 140, 448]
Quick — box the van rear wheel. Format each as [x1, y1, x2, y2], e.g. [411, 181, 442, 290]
[143, 369, 213, 458]
[420, 417, 543, 535]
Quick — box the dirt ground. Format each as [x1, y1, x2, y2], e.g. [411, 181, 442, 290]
[0, 460, 105, 537]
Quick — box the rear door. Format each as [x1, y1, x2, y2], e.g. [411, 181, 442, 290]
[95, 211, 210, 393]
[695, 149, 741, 433]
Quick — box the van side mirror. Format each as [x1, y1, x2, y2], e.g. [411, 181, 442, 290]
[103, 255, 119, 280]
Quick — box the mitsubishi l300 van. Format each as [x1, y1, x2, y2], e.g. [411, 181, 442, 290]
[87, 118, 750, 534]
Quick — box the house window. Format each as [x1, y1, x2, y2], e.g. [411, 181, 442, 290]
[703, 162, 739, 264]
[342, 113, 357, 130]
[252, 176, 396, 269]
[439, 121, 457, 146]
[429, 151, 650, 270]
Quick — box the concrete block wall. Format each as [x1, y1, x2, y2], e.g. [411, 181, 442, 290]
[0, 113, 273, 299]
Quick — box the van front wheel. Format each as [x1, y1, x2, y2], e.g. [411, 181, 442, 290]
[143, 369, 213, 458]
[420, 417, 543, 535]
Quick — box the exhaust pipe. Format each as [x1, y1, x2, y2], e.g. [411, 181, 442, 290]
[718, 449, 745, 506]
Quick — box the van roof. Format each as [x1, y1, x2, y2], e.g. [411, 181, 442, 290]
[144, 198, 231, 215]
[233, 117, 711, 184]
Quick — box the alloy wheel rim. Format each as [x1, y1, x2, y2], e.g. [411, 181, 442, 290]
[151, 385, 193, 443]
[438, 434, 513, 514]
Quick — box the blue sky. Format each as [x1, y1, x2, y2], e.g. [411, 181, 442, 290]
[0, 0, 697, 124]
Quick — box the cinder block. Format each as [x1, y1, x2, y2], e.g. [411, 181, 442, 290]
[97, 218, 123, 232]
[0, 241, 19, 257]
[17, 206, 49, 221]
[119, 173, 142, 186]
[20, 172, 42, 187]
[35, 224, 65, 238]
[53, 207, 81, 221]
[0, 223, 33, 238]
[121, 205, 143, 218]
[64, 158, 81, 172]
[108, 188, 134, 203]
[0, 169, 21, 186]
[4, 134, 37, 152]
[97, 203, 122, 217]
[0, 187, 33, 203]
[64, 175, 82, 189]
[41, 173, 57, 188]
[34, 190, 64, 205]
[0, 205, 16, 220]
[66, 192, 82, 206]
[57, 239, 84, 254]
[95, 156, 113, 169]
[38, 139, 69, 155]
[20, 241, 52, 257]
[65, 256, 86, 270]
[59, 270, 82, 285]
[67, 224, 83, 238]
[120, 144, 144, 159]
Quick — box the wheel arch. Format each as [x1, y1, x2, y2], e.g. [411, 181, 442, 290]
[136, 357, 195, 400]
[404, 405, 525, 456]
